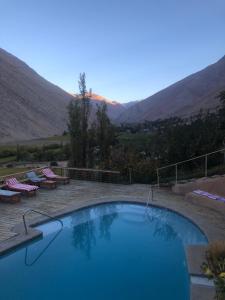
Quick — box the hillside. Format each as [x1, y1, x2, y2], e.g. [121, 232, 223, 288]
[0, 49, 124, 143]
[0, 48, 72, 143]
[117, 55, 225, 123]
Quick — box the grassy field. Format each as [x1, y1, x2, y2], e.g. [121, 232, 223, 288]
[0, 156, 16, 164]
[0, 167, 30, 177]
[118, 132, 150, 150]
[0, 134, 69, 148]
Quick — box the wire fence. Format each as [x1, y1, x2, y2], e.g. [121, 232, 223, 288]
[157, 148, 225, 186]
[52, 167, 131, 184]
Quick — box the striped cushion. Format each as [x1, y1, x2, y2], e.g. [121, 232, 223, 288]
[11, 183, 38, 191]
[42, 168, 57, 178]
[5, 177, 38, 191]
[5, 177, 19, 186]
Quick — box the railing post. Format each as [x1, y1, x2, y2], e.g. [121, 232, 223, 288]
[157, 169, 159, 188]
[128, 168, 132, 184]
[23, 215, 28, 234]
[175, 164, 178, 184]
[205, 154, 208, 177]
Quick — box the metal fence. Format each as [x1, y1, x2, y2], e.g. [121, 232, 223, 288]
[52, 167, 132, 184]
[156, 147, 225, 186]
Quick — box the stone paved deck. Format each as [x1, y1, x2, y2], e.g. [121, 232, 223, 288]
[0, 180, 225, 243]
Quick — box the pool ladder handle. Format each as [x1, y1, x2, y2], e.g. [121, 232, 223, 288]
[22, 209, 63, 235]
[146, 185, 157, 207]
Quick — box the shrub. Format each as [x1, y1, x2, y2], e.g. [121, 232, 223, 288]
[202, 241, 225, 300]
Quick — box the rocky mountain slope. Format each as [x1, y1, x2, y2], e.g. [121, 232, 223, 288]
[117, 55, 225, 123]
[0, 48, 73, 143]
[73, 92, 125, 120]
[0, 49, 124, 143]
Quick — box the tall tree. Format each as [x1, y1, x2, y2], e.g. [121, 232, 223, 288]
[79, 73, 91, 167]
[96, 102, 116, 167]
[68, 73, 91, 167]
[67, 100, 82, 166]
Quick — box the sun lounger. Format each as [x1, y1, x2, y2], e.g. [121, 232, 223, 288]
[5, 177, 38, 196]
[26, 171, 46, 183]
[26, 171, 57, 189]
[0, 189, 21, 203]
[193, 190, 225, 203]
[41, 168, 70, 184]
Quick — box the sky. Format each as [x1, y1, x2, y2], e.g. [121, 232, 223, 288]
[0, 0, 225, 103]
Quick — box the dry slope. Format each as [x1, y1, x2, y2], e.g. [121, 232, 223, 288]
[117, 55, 225, 123]
[0, 48, 73, 143]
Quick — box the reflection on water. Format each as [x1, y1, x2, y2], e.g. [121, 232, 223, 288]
[98, 205, 118, 240]
[72, 212, 96, 259]
[145, 209, 178, 241]
[71, 205, 118, 258]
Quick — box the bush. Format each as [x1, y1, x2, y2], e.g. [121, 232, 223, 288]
[6, 163, 13, 168]
[202, 241, 225, 300]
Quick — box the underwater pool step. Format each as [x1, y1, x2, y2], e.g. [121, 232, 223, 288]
[191, 275, 214, 287]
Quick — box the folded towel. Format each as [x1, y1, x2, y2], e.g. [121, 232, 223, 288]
[193, 190, 225, 203]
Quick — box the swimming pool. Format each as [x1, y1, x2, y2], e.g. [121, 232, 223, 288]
[0, 203, 207, 300]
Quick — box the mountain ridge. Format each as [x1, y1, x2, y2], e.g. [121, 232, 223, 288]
[0, 48, 125, 142]
[117, 55, 225, 123]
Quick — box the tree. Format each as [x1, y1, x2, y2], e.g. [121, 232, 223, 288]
[96, 102, 116, 167]
[67, 73, 91, 167]
[79, 73, 91, 167]
[67, 100, 82, 166]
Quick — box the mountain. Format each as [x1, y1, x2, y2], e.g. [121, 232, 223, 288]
[122, 100, 140, 109]
[0, 48, 72, 143]
[73, 92, 125, 120]
[117, 55, 225, 123]
[0, 49, 124, 143]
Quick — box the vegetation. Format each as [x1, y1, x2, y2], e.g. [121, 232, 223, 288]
[202, 241, 225, 300]
[0, 143, 70, 165]
[0, 167, 30, 177]
[107, 91, 225, 183]
[1, 87, 225, 184]
[68, 73, 91, 167]
[67, 73, 116, 169]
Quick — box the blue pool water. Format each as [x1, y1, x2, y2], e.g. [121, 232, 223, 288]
[0, 203, 207, 300]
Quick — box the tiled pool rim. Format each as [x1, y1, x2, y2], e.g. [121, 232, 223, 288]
[0, 198, 216, 300]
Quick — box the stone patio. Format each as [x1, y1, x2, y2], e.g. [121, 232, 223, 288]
[0, 180, 224, 243]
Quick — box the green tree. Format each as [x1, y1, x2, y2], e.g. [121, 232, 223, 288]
[67, 100, 82, 166]
[67, 73, 91, 167]
[96, 102, 116, 167]
[218, 90, 225, 132]
[79, 73, 91, 167]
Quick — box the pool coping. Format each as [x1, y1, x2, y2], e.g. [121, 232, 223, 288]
[0, 197, 216, 300]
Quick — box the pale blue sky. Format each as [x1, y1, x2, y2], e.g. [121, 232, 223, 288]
[0, 0, 225, 102]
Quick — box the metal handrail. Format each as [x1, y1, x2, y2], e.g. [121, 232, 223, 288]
[25, 225, 62, 266]
[53, 166, 120, 174]
[147, 185, 156, 207]
[22, 209, 63, 235]
[156, 147, 225, 187]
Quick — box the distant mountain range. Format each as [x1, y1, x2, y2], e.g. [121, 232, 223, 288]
[73, 92, 126, 120]
[0, 47, 225, 142]
[117, 55, 225, 123]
